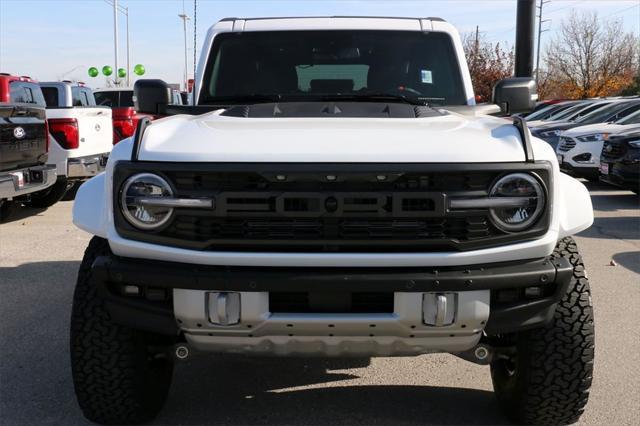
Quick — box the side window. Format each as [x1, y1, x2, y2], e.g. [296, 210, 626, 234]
[9, 81, 46, 106]
[71, 87, 86, 106]
[82, 88, 97, 106]
[41, 87, 59, 107]
[614, 104, 640, 121]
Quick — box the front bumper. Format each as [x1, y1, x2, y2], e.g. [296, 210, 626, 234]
[0, 164, 57, 199]
[559, 162, 598, 179]
[90, 253, 573, 356]
[67, 153, 109, 179]
[599, 161, 639, 191]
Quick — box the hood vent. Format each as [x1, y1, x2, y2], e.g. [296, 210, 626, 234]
[221, 102, 445, 118]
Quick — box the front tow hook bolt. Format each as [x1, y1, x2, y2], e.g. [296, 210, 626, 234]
[474, 345, 489, 361]
[175, 345, 190, 360]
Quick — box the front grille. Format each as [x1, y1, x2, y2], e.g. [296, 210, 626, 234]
[164, 216, 491, 251]
[269, 292, 394, 313]
[114, 162, 552, 252]
[558, 137, 576, 152]
[601, 140, 627, 160]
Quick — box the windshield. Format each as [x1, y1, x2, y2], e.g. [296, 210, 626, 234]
[200, 30, 467, 106]
[525, 103, 574, 121]
[94, 90, 134, 107]
[576, 101, 640, 125]
[616, 109, 640, 125]
[545, 103, 586, 121]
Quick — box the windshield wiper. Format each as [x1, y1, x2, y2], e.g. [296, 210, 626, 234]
[202, 94, 284, 105]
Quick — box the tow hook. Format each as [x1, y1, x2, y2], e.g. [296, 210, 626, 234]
[174, 345, 190, 361]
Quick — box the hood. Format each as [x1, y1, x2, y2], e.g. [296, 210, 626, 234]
[562, 123, 640, 138]
[138, 111, 528, 163]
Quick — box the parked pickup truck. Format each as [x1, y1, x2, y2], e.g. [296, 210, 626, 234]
[29, 81, 112, 206]
[0, 74, 57, 220]
[94, 87, 154, 144]
[72, 10, 595, 426]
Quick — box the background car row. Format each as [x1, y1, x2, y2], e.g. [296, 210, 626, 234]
[0, 74, 187, 221]
[523, 97, 640, 192]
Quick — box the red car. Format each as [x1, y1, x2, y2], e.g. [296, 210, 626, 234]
[93, 88, 155, 144]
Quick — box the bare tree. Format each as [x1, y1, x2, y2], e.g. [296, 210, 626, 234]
[463, 28, 514, 102]
[544, 11, 639, 98]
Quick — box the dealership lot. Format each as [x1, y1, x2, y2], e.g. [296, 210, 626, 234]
[0, 181, 638, 425]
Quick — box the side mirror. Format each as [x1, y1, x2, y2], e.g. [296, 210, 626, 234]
[492, 77, 537, 115]
[133, 79, 171, 115]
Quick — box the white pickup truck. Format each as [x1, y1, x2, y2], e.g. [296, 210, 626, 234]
[26, 82, 112, 207]
[71, 8, 595, 426]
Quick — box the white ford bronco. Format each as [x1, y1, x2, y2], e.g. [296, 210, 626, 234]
[71, 9, 595, 426]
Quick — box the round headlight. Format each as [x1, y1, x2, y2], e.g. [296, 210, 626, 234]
[121, 173, 174, 230]
[489, 173, 545, 232]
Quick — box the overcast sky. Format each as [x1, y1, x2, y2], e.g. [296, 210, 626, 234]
[1, 0, 638, 89]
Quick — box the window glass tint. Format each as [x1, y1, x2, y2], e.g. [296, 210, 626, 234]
[526, 103, 572, 121]
[546, 104, 585, 121]
[9, 81, 46, 106]
[616, 109, 640, 125]
[201, 30, 466, 106]
[71, 87, 87, 106]
[577, 102, 639, 125]
[41, 87, 59, 107]
[82, 88, 97, 106]
[71, 87, 96, 106]
[94, 90, 134, 107]
[612, 104, 640, 121]
[296, 64, 370, 91]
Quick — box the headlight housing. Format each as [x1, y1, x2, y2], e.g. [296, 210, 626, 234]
[121, 173, 174, 230]
[489, 173, 545, 232]
[576, 133, 609, 142]
[627, 139, 640, 148]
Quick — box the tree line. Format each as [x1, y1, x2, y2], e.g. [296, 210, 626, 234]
[464, 11, 639, 102]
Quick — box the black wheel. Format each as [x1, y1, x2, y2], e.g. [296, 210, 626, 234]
[491, 237, 594, 425]
[24, 177, 69, 208]
[0, 200, 18, 222]
[70, 237, 174, 424]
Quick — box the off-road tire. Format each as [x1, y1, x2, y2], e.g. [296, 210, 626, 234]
[24, 177, 69, 208]
[70, 237, 174, 424]
[0, 200, 17, 222]
[491, 237, 594, 425]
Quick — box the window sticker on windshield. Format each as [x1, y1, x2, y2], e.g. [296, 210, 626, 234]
[421, 70, 433, 84]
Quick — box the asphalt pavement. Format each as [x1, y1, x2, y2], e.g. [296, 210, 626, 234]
[0, 181, 638, 425]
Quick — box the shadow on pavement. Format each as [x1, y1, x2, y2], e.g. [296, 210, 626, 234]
[0, 204, 48, 224]
[583, 181, 639, 212]
[612, 251, 640, 274]
[578, 216, 640, 241]
[158, 356, 508, 425]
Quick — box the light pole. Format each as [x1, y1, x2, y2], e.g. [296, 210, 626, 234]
[113, 0, 119, 85]
[125, 7, 130, 86]
[104, 0, 130, 85]
[178, 12, 190, 91]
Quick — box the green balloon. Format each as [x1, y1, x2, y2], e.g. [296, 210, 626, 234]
[133, 64, 145, 76]
[118, 68, 126, 78]
[102, 65, 113, 76]
[88, 67, 99, 78]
